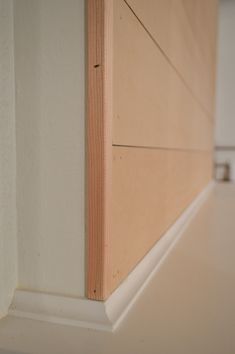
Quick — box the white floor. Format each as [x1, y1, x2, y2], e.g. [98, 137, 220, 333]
[0, 183, 235, 354]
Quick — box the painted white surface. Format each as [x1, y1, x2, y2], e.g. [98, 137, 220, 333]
[9, 182, 214, 332]
[0, 0, 17, 318]
[14, 0, 85, 296]
[0, 183, 235, 354]
[215, 0, 235, 164]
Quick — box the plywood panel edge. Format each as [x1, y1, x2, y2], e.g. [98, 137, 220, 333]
[87, 0, 113, 300]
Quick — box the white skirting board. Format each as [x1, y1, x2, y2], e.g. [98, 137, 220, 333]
[9, 181, 215, 332]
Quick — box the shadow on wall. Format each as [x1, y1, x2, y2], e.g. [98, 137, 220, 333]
[14, 0, 85, 297]
[14, 0, 43, 294]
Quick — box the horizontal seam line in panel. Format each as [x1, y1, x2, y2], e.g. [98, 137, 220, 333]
[113, 144, 213, 153]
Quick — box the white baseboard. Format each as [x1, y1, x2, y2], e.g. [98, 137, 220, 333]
[9, 181, 215, 332]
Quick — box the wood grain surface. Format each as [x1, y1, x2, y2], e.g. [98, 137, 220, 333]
[125, 0, 217, 116]
[87, 0, 217, 300]
[113, 0, 213, 150]
[87, 0, 113, 300]
[110, 147, 212, 291]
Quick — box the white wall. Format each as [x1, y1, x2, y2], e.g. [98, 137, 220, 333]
[14, 0, 85, 296]
[0, 0, 17, 317]
[216, 0, 235, 167]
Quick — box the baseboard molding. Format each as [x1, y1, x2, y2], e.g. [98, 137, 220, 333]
[9, 181, 215, 332]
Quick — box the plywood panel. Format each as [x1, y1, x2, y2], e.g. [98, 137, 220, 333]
[110, 147, 213, 292]
[181, 0, 218, 63]
[125, 0, 217, 116]
[113, 0, 213, 151]
[87, 0, 217, 301]
[181, 0, 218, 116]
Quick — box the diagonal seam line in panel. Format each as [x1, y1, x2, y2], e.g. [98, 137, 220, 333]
[123, 0, 212, 121]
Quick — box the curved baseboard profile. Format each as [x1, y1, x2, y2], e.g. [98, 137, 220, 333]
[9, 182, 215, 332]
